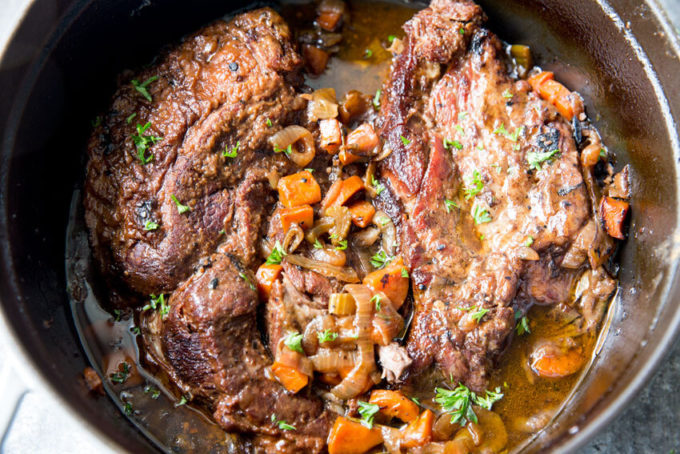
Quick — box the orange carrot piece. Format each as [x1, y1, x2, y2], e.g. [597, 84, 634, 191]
[320, 119, 343, 154]
[600, 196, 629, 240]
[271, 361, 309, 393]
[345, 123, 379, 154]
[277, 171, 321, 208]
[528, 71, 575, 120]
[302, 44, 330, 75]
[280, 204, 314, 233]
[327, 416, 383, 454]
[317, 10, 343, 31]
[339, 149, 361, 165]
[348, 200, 375, 228]
[531, 345, 584, 378]
[528, 71, 554, 91]
[369, 390, 420, 423]
[256, 264, 283, 300]
[322, 175, 365, 210]
[401, 409, 434, 448]
[363, 257, 409, 308]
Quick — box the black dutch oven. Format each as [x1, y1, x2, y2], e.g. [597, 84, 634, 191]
[1, 0, 679, 452]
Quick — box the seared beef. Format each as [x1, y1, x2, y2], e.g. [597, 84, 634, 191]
[376, 0, 591, 391]
[160, 253, 333, 452]
[84, 8, 303, 295]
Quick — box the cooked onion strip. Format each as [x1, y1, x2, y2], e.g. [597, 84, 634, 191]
[310, 348, 356, 373]
[282, 223, 304, 254]
[306, 217, 334, 244]
[373, 210, 396, 255]
[285, 254, 359, 282]
[302, 88, 339, 121]
[269, 125, 316, 167]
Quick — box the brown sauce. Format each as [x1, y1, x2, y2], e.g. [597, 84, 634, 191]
[66, 1, 612, 452]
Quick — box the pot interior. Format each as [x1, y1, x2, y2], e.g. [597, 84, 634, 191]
[1, 0, 679, 452]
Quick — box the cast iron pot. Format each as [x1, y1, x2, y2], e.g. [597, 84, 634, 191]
[1, 0, 679, 452]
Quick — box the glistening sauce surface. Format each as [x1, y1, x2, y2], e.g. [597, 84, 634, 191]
[67, 1, 611, 452]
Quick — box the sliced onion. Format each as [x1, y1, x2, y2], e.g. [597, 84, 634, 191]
[285, 254, 359, 282]
[306, 217, 334, 244]
[269, 125, 316, 167]
[373, 210, 396, 255]
[303, 88, 339, 121]
[327, 205, 352, 242]
[352, 227, 380, 248]
[310, 246, 347, 267]
[309, 348, 356, 373]
[364, 162, 378, 198]
[515, 246, 539, 261]
[283, 223, 304, 254]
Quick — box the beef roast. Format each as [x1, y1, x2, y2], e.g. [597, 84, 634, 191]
[84, 8, 303, 295]
[376, 0, 591, 391]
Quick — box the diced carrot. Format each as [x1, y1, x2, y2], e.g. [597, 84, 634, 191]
[320, 119, 343, 154]
[327, 416, 383, 454]
[317, 11, 343, 31]
[277, 171, 321, 208]
[401, 409, 434, 448]
[363, 257, 409, 308]
[339, 149, 361, 165]
[322, 176, 365, 210]
[600, 196, 629, 240]
[256, 264, 282, 300]
[345, 123, 379, 154]
[280, 204, 314, 233]
[530, 344, 584, 378]
[272, 361, 309, 393]
[302, 44, 330, 75]
[528, 71, 554, 91]
[369, 390, 420, 423]
[348, 200, 375, 228]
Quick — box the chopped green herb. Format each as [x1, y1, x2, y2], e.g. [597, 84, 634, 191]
[364, 48, 373, 59]
[304, 168, 315, 173]
[371, 175, 385, 195]
[507, 126, 524, 142]
[123, 401, 133, 416]
[131, 75, 159, 102]
[266, 118, 273, 127]
[400, 135, 411, 146]
[91, 116, 102, 128]
[445, 199, 459, 213]
[126, 112, 137, 124]
[459, 27, 465, 35]
[371, 294, 382, 312]
[515, 311, 531, 335]
[474, 387, 504, 410]
[357, 401, 380, 428]
[284, 331, 304, 353]
[502, 89, 513, 99]
[600, 148, 607, 158]
[377, 215, 390, 226]
[410, 396, 421, 406]
[175, 395, 188, 407]
[223, 141, 239, 158]
[455, 124, 465, 135]
[131, 326, 141, 335]
[239, 272, 256, 291]
[524, 236, 534, 247]
[113, 309, 122, 321]
[470, 306, 489, 323]
[313, 239, 323, 249]
[435, 383, 503, 426]
[265, 241, 286, 265]
[444, 138, 463, 150]
[493, 123, 508, 136]
[110, 362, 130, 384]
[271, 414, 297, 431]
[318, 330, 338, 343]
[388, 35, 396, 43]
[527, 148, 560, 171]
[373, 89, 382, 110]
[401, 267, 409, 278]
[335, 239, 348, 250]
[143, 293, 170, 317]
[219, 229, 226, 235]
[370, 250, 394, 269]
[458, 112, 468, 121]
[170, 194, 190, 214]
[131, 122, 162, 165]
[144, 384, 161, 399]
[472, 204, 492, 224]
[463, 169, 483, 200]
[143, 220, 159, 231]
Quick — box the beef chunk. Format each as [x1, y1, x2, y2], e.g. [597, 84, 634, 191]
[84, 8, 303, 295]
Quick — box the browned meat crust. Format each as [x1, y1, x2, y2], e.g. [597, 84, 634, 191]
[84, 8, 302, 295]
[376, 0, 591, 391]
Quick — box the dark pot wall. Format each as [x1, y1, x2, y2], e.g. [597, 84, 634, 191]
[1, 1, 679, 453]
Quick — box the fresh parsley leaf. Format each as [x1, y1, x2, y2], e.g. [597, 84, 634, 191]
[357, 401, 380, 428]
[410, 396, 421, 405]
[175, 395, 188, 407]
[470, 306, 489, 323]
[373, 89, 382, 110]
[131, 326, 141, 335]
[388, 35, 396, 43]
[599, 148, 606, 159]
[143, 293, 170, 317]
[502, 89, 513, 99]
[266, 118, 273, 127]
[126, 112, 137, 124]
[370, 250, 394, 269]
[131, 75, 158, 102]
[91, 116, 102, 127]
[435, 384, 478, 425]
[507, 126, 524, 142]
[313, 239, 323, 249]
[524, 236, 534, 247]
[304, 168, 315, 173]
[110, 362, 130, 384]
[493, 123, 508, 136]
[445, 199, 459, 213]
[527, 149, 560, 171]
[123, 401, 133, 416]
[131, 122, 162, 165]
[144, 220, 159, 231]
[459, 27, 465, 35]
[455, 124, 465, 135]
[284, 331, 304, 353]
[239, 272, 256, 291]
[170, 194, 190, 214]
[265, 241, 286, 265]
[444, 138, 463, 150]
[463, 169, 483, 200]
[401, 267, 409, 278]
[371, 175, 385, 195]
[471, 204, 491, 224]
[278, 421, 296, 431]
[113, 309, 122, 321]
[144, 384, 161, 399]
[364, 49, 373, 59]
[318, 330, 338, 343]
[400, 135, 411, 146]
[371, 294, 382, 311]
[335, 239, 348, 250]
[223, 141, 239, 158]
[515, 312, 531, 335]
